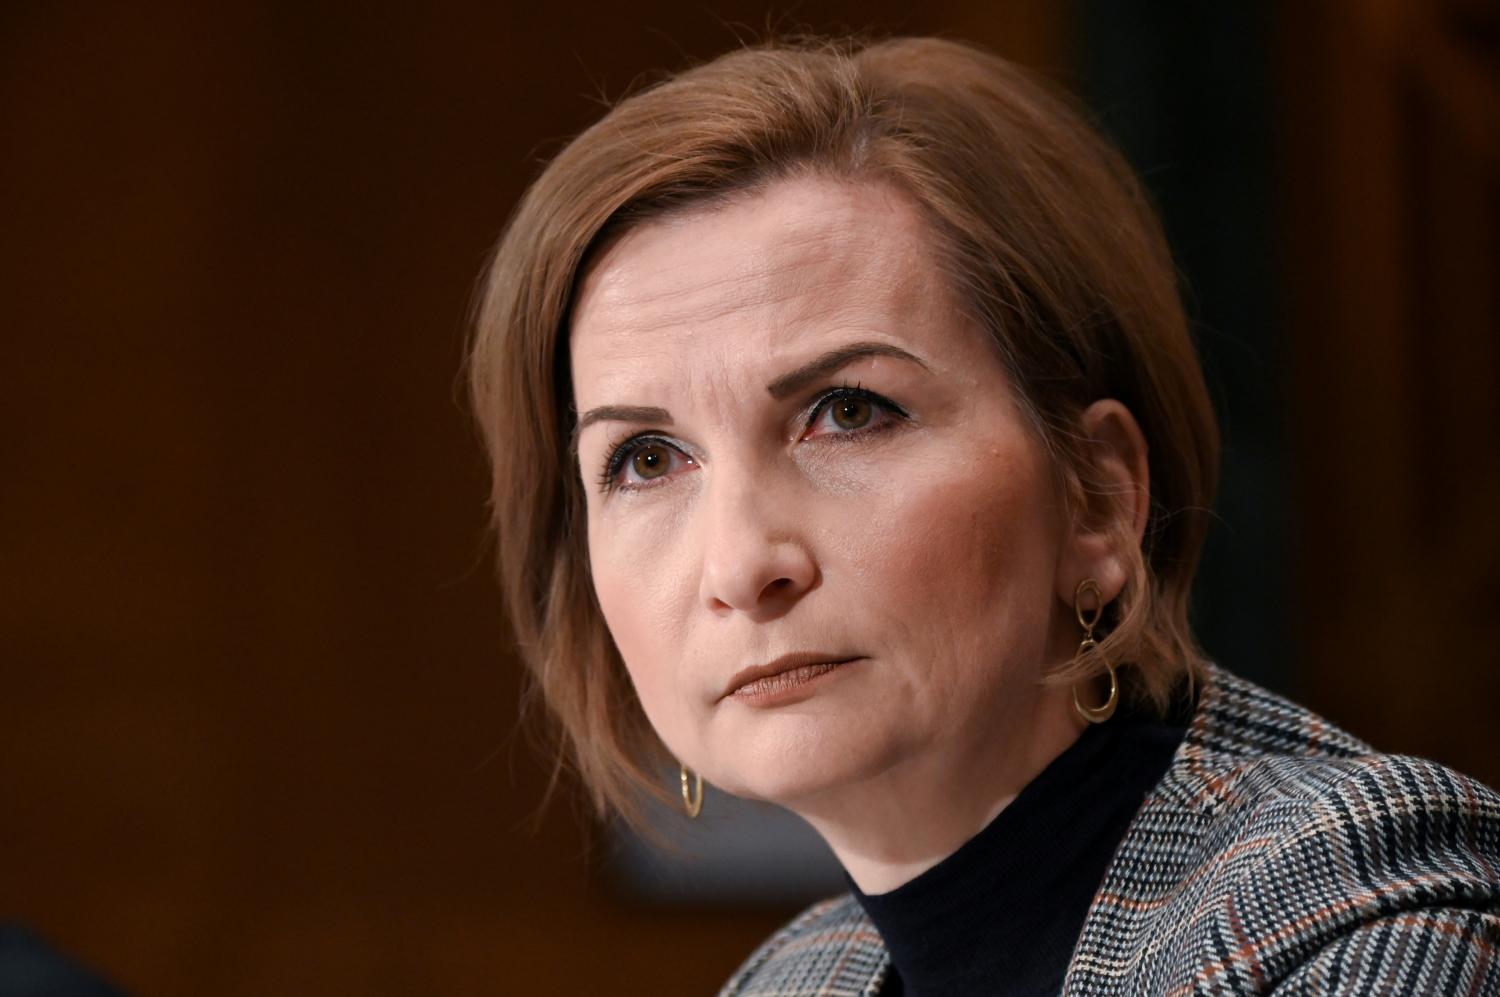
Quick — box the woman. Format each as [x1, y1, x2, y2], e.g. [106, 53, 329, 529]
[467, 35, 1500, 994]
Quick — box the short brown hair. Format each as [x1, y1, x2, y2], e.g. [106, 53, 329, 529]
[468, 35, 1219, 822]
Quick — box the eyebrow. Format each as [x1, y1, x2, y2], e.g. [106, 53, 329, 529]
[764, 341, 928, 400]
[571, 340, 928, 453]
[570, 405, 672, 455]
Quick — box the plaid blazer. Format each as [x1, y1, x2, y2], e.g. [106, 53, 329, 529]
[718, 664, 1500, 995]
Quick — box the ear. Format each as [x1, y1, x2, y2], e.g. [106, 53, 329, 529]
[1055, 399, 1150, 606]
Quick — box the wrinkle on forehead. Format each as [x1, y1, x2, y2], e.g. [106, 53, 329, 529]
[569, 178, 948, 368]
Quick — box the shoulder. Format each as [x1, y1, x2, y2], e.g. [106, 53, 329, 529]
[1180, 667, 1500, 882]
[1146, 667, 1500, 992]
[1197, 752, 1500, 992]
[1219, 749, 1500, 912]
[716, 894, 887, 997]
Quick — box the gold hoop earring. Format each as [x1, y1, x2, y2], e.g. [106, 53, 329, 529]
[680, 765, 704, 819]
[1071, 578, 1118, 724]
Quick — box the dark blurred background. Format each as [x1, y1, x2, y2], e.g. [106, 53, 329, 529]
[3, 2, 1496, 993]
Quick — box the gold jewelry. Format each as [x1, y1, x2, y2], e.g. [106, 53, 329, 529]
[1071, 578, 1118, 723]
[680, 764, 704, 818]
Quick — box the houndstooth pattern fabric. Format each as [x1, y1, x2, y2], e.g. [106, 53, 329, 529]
[718, 664, 1500, 995]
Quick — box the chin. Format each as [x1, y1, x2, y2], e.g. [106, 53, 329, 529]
[705, 709, 911, 807]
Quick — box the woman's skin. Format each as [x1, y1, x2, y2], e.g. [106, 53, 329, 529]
[569, 174, 1151, 894]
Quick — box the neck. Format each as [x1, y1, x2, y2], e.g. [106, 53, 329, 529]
[789, 682, 1088, 894]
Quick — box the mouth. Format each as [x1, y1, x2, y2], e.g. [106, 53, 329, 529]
[720, 652, 863, 703]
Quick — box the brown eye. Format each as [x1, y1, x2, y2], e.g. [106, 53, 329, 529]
[632, 444, 672, 479]
[801, 388, 906, 442]
[831, 397, 872, 430]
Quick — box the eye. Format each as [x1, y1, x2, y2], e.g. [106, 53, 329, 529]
[599, 435, 696, 493]
[801, 385, 907, 441]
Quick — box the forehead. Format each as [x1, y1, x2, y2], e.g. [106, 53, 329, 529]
[568, 176, 960, 392]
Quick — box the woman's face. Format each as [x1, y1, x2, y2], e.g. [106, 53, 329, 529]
[570, 176, 1079, 810]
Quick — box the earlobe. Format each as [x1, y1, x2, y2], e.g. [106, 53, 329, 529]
[1056, 399, 1151, 605]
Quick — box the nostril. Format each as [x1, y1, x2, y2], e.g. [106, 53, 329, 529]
[699, 539, 818, 613]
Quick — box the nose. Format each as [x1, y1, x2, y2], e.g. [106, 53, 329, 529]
[697, 472, 818, 616]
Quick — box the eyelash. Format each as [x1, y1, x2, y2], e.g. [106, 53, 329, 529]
[596, 383, 909, 495]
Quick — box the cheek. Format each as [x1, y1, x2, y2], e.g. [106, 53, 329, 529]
[586, 511, 696, 732]
[840, 445, 1058, 661]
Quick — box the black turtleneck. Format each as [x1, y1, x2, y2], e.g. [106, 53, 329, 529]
[848, 695, 1191, 996]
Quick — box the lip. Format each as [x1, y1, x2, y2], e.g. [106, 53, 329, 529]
[719, 652, 863, 703]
